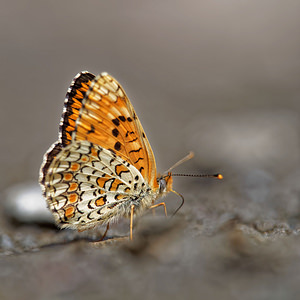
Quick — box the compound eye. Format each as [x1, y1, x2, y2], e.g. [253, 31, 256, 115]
[159, 178, 167, 193]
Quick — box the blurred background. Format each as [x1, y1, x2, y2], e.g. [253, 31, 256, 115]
[1, 1, 300, 299]
[1, 0, 299, 190]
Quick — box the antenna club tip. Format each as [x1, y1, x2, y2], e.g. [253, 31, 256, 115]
[216, 173, 223, 180]
[188, 151, 194, 159]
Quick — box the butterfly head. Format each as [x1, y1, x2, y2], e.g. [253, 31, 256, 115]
[157, 172, 173, 195]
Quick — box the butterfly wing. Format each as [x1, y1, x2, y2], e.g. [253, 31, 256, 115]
[40, 72, 159, 229]
[43, 140, 150, 229]
[73, 73, 158, 189]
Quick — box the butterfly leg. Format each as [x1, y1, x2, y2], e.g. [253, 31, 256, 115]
[130, 204, 135, 240]
[150, 202, 168, 217]
[98, 222, 110, 241]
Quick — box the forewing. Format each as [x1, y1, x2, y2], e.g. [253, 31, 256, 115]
[73, 73, 158, 189]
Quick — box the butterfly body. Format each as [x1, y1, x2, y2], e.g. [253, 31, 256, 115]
[40, 72, 173, 232]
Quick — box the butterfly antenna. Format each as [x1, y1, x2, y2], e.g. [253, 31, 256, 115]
[165, 151, 223, 179]
[172, 173, 223, 179]
[166, 152, 223, 215]
[165, 151, 194, 173]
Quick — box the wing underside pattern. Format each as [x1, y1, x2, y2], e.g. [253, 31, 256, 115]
[73, 73, 158, 188]
[44, 141, 152, 229]
[40, 71, 160, 230]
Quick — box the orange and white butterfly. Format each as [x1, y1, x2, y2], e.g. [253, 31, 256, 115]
[40, 72, 176, 239]
[40, 71, 222, 240]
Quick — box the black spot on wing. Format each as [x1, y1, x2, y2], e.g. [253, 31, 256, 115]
[112, 128, 119, 137]
[114, 141, 121, 151]
[112, 118, 120, 126]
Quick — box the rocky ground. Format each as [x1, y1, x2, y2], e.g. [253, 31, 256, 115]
[1, 166, 300, 300]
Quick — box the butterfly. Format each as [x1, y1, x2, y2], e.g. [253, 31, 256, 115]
[40, 71, 222, 240]
[40, 72, 176, 240]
